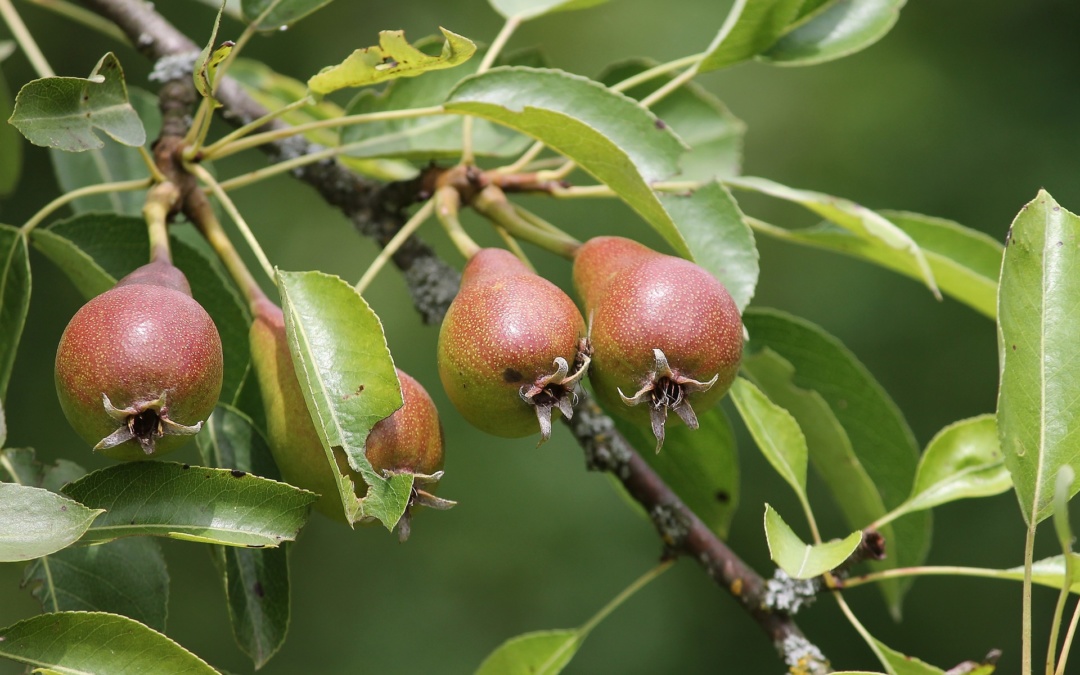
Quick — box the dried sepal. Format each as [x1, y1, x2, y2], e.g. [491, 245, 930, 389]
[95, 392, 202, 455]
[618, 348, 718, 452]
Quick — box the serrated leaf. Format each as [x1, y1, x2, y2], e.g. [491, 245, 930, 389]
[446, 67, 692, 257]
[488, 0, 608, 20]
[22, 538, 169, 631]
[227, 58, 415, 180]
[197, 405, 289, 668]
[0, 61, 22, 196]
[730, 377, 807, 498]
[599, 59, 746, 181]
[764, 504, 860, 579]
[763, 0, 905, 66]
[243, 0, 334, 30]
[10, 52, 146, 151]
[32, 215, 251, 403]
[887, 415, 1010, 520]
[277, 270, 411, 529]
[308, 28, 476, 94]
[49, 87, 159, 216]
[194, 2, 231, 104]
[699, 0, 804, 71]
[727, 176, 938, 297]
[614, 407, 739, 537]
[741, 309, 928, 617]
[341, 45, 531, 161]
[755, 210, 1002, 318]
[62, 462, 316, 547]
[997, 191, 1080, 525]
[476, 630, 580, 675]
[0, 224, 30, 402]
[0, 483, 102, 561]
[0, 612, 218, 674]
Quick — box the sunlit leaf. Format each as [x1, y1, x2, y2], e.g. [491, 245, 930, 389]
[22, 538, 169, 631]
[10, 52, 146, 151]
[763, 0, 905, 66]
[487, 0, 609, 20]
[699, 0, 804, 71]
[476, 630, 580, 675]
[614, 407, 739, 537]
[0, 482, 102, 562]
[0, 612, 218, 674]
[730, 377, 807, 499]
[742, 309, 928, 616]
[243, 0, 334, 30]
[0, 224, 30, 402]
[446, 67, 691, 256]
[997, 191, 1080, 525]
[764, 504, 860, 579]
[308, 28, 476, 94]
[63, 461, 316, 547]
[727, 176, 938, 298]
[277, 269, 411, 529]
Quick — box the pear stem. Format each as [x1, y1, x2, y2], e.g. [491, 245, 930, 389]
[435, 185, 481, 260]
[187, 187, 269, 308]
[143, 182, 180, 264]
[471, 185, 581, 259]
[493, 225, 536, 272]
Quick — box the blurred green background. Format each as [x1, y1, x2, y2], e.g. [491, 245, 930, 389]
[3, 0, 1080, 672]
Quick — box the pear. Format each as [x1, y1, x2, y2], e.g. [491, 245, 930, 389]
[573, 236, 743, 450]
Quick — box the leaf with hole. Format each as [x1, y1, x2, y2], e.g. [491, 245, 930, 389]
[9, 52, 146, 151]
[764, 504, 860, 579]
[308, 28, 476, 94]
[62, 461, 316, 547]
[997, 190, 1080, 525]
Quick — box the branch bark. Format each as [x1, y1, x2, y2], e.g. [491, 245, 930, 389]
[80, 2, 830, 671]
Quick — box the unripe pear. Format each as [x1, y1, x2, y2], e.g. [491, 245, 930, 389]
[573, 236, 743, 450]
[250, 299, 446, 526]
[437, 248, 589, 442]
[54, 260, 223, 460]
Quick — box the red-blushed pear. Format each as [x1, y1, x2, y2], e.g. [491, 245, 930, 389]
[573, 236, 743, 451]
[437, 248, 589, 443]
[54, 260, 223, 461]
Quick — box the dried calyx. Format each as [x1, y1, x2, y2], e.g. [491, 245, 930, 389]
[519, 351, 591, 442]
[96, 393, 204, 455]
[618, 348, 718, 451]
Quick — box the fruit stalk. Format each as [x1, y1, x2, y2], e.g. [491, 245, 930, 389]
[143, 181, 180, 265]
[470, 184, 581, 259]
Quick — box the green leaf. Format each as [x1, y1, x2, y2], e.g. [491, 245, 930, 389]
[888, 415, 1010, 520]
[197, 405, 289, 668]
[243, 0, 334, 30]
[22, 538, 169, 631]
[741, 308, 928, 616]
[764, 504, 860, 579]
[727, 176, 939, 298]
[277, 270, 411, 529]
[49, 87, 160, 216]
[0, 56, 22, 196]
[0, 448, 41, 485]
[1055, 467, 1075, 554]
[730, 377, 807, 498]
[194, 1, 232, 104]
[613, 407, 739, 537]
[446, 67, 691, 257]
[0, 483, 103, 562]
[487, 0, 609, 20]
[0, 612, 218, 674]
[476, 630, 581, 675]
[0, 224, 30, 402]
[997, 191, 1080, 525]
[1004, 554, 1080, 593]
[599, 59, 746, 181]
[763, 0, 905, 66]
[872, 639, 946, 675]
[62, 462, 316, 547]
[699, 0, 804, 71]
[227, 58, 415, 181]
[9, 52, 146, 151]
[341, 45, 531, 161]
[308, 28, 477, 94]
[755, 210, 1002, 319]
[32, 215, 252, 403]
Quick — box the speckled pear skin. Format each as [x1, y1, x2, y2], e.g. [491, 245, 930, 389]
[437, 248, 587, 438]
[54, 261, 223, 461]
[362, 369, 444, 484]
[573, 236, 743, 427]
